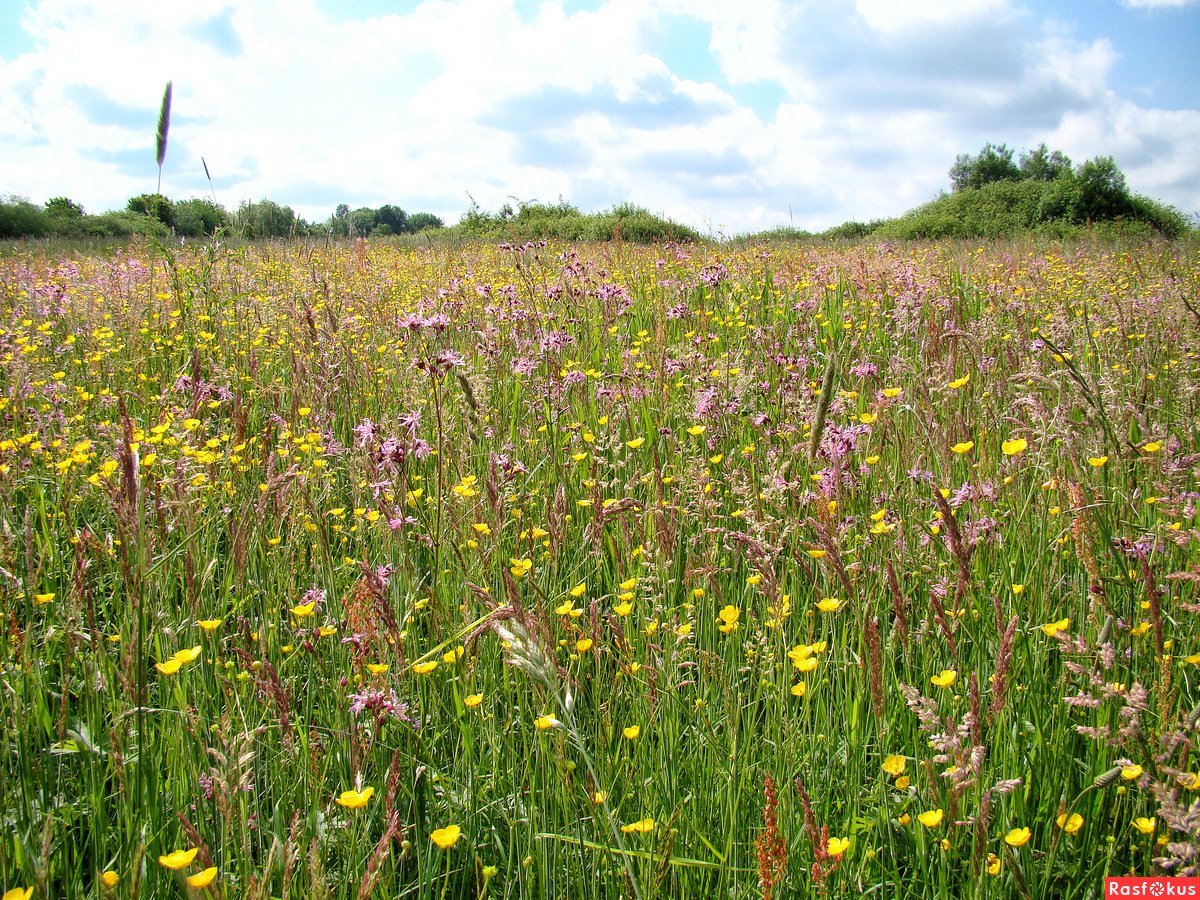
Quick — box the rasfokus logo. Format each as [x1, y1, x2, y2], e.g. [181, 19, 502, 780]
[1106, 878, 1200, 897]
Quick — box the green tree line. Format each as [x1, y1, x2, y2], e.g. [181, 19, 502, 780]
[0, 194, 446, 241]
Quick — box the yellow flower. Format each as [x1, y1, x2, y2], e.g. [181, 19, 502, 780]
[464, 693, 483, 708]
[816, 597, 842, 613]
[895, 775, 911, 790]
[882, 755, 906, 777]
[569, 582, 587, 597]
[173, 645, 202, 664]
[1040, 617, 1069, 637]
[430, 825, 462, 849]
[158, 848, 199, 870]
[534, 715, 559, 731]
[155, 658, 183, 675]
[1002, 438, 1028, 456]
[951, 441, 974, 454]
[412, 660, 438, 675]
[1121, 764, 1144, 781]
[613, 601, 633, 616]
[948, 374, 970, 389]
[186, 867, 218, 888]
[931, 669, 957, 688]
[1057, 812, 1084, 834]
[717, 605, 740, 633]
[3, 890, 34, 900]
[509, 558, 532, 578]
[575, 637, 594, 653]
[827, 837, 850, 856]
[290, 601, 317, 618]
[99, 871, 119, 888]
[620, 818, 655, 834]
[806, 549, 827, 559]
[1132, 817, 1156, 835]
[1178, 772, 1200, 791]
[1142, 441, 1162, 453]
[987, 853, 1002, 876]
[366, 663, 389, 675]
[686, 425, 706, 436]
[335, 787, 374, 809]
[883, 387, 902, 398]
[33, 592, 55, 605]
[626, 437, 645, 449]
[917, 809, 944, 828]
[593, 790, 608, 804]
[1004, 827, 1031, 847]
[198, 618, 222, 633]
[555, 601, 581, 617]
[793, 656, 818, 673]
[790, 681, 807, 697]
[623, 725, 641, 740]
[620, 577, 637, 591]
[471, 522, 492, 535]
[898, 813, 911, 825]
[1088, 456, 1108, 467]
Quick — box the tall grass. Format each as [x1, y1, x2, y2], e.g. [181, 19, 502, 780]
[0, 236, 1197, 898]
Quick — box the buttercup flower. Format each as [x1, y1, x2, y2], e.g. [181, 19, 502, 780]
[431, 825, 462, 849]
[158, 848, 198, 870]
[335, 787, 374, 809]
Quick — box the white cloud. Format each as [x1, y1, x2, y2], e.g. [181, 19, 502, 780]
[0, 0, 1196, 232]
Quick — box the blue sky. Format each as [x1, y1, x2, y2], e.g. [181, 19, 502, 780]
[1, 0, 1197, 232]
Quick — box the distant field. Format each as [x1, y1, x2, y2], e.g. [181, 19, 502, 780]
[1, 236, 1198, 898]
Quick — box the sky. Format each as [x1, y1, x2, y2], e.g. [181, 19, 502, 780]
[1, 0, 1198, 234]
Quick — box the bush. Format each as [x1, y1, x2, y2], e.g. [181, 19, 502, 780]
[0, 195, 49, 238]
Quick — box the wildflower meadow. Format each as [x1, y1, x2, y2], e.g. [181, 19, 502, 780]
[1, 235, 1198, 898]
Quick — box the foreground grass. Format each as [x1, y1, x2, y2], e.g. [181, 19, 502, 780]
[1, 236, 1198, 898]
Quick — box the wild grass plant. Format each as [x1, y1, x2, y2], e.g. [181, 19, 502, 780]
[0, 236, 1198, 898]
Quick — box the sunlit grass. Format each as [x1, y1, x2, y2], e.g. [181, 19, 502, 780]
[1, 236, 1198, 898]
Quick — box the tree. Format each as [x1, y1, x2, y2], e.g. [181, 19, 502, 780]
[235, 199, 298, 238]
[174, 198, 228, 237]
[1073, 156, 1134, 222]
[407, 212, 443, 232]
[348, 207, 377, 237]
[375, 204, 408, 234]
[127, 193, 176, 228]
[1019, 144, 1072, 182]
[0, 195, 49, 238]
[949, 143, 1021, 191]
[45, 197, 85, 219]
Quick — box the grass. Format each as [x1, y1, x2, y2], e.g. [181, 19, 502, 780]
[0, 235, 1198, 898]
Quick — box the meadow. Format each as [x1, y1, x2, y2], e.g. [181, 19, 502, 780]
[0, 235, 1198, 899]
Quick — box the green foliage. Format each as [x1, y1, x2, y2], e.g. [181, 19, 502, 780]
[234, 199, 301, 239]
[127, 193, 176, 229]
[325, 204, 444, 238]
[0, 195, 49, 238]
[1073, 156, 1134, 222]
[173, 198, 229, 237]
[1019, 143, 1072, 182]
[44, 197, 85, 220]
[448, 200, 700, 243]
[949, 142, 1021, 191]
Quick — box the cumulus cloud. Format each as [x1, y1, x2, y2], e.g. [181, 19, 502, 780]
[0, 0, 1195, 232]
